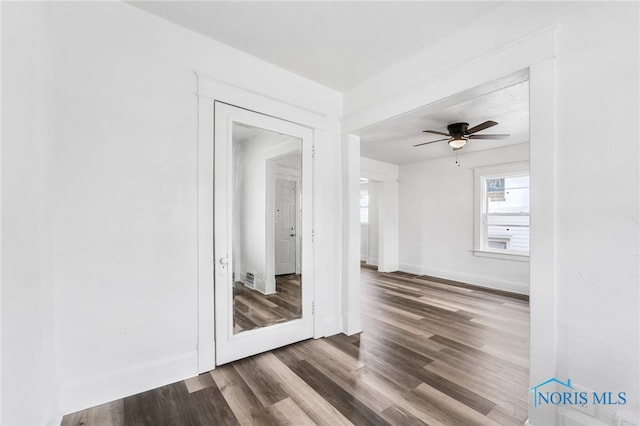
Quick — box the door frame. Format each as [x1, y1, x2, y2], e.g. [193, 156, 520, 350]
[195, 72, 327, 373]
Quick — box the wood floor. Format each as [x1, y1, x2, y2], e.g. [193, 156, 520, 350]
[61, 267, 530, 426]
[234, 274, 302, 333]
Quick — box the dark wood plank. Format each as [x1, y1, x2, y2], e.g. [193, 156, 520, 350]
[278, 358, 390, 426]
[381, 404, 429, 426]
[61, 399, 124, 426]
[122, 382, 191, 425]
[210, 364, 271, 424]
[232, 355, 289, 407]
[182, 384, 239, 426]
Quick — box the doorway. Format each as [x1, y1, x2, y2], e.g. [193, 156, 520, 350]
[343, 53, 558, 425]
[359, 177, 381, 269]
[213, 102, 314, 365]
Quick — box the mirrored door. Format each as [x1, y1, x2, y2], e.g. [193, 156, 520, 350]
[214, 102, 314, 365]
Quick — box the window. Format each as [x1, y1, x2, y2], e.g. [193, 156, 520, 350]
[360, 187, 369, 224]
[474, 162, 529, 261]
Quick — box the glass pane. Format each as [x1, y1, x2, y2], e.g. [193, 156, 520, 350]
[487, 215, 530, 252]
[488, 240, 508, 250]
[487, 176, 530, 214]
[360, 190, 369, 207]
[360, 188, 369, 223]
[232, 122, 302, 334]
[485, 174, 529, 252]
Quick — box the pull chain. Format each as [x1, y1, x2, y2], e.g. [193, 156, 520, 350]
[455, 151, 461, 167]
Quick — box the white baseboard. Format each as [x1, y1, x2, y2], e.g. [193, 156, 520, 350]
[343, 326, 363, 336]
[560, 409, 609, 426]
[58, 351, 198, 416]
[399, 263, 529, 295]
[241, 277, 277, 295]
[316, 314, 343, 338]
[378, 263, 399, 273]
[241, 279, 254, 289]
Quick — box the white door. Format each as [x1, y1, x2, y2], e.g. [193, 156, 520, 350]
[275, 179, 297, 275]
[214, 102, 314, 365]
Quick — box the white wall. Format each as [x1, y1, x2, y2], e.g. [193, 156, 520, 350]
[235, 136, 267, 293]
[341, 134, 362, 335]
[399, 144, 530, 294]
[1, 3, 57, 425]
[2, 1, 343, 420]
[551, 3, 638, 424]
[346, 3, 639, 425]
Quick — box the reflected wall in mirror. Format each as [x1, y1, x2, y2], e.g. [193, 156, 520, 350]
[232, 122, 303, 334]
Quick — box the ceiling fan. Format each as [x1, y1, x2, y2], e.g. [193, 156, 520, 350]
[414, 120, 509, 151]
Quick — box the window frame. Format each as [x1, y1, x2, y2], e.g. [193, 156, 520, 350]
[360, 186, 369, 224]
[473, 161, 530, 262]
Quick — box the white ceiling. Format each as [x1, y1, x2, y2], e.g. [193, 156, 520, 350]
[358, 73, 530, 164]
[127, 1, 503, 92]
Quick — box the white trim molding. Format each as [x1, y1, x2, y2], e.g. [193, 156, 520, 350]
[527, 57, 558, 426]
[400, 263, 530, 296]
[341, 134, 362, 336]
[472, 250, 530, 263]
[58, 351, 198, 416]
[195, 72, 329, 131]
[342, 26, 559, 134]
[195, 72, 340, 372]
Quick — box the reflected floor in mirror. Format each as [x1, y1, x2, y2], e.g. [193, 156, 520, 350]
[234, 274, 302, 333]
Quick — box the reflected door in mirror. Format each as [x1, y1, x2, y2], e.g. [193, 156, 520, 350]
[275, 179, 297, 275]
[231, 123, 303, 335]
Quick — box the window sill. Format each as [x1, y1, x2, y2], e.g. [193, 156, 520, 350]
[472, 249, 530, 262]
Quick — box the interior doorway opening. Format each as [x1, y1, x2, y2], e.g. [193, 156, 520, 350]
[344, 54, 558, 424]
[359, 177, 381, 269]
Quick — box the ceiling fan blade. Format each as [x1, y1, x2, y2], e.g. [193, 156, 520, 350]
[413, 138, 450, 147]
[467, 134, 510, 140]
[422, 130, 451, 137]
[466, 120, 498, 135]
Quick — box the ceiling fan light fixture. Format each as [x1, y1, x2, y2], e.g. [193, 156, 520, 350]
[448, 137, 467, 149]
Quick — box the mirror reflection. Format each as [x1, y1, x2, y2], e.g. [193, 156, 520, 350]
[232, 122, 302, 334]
